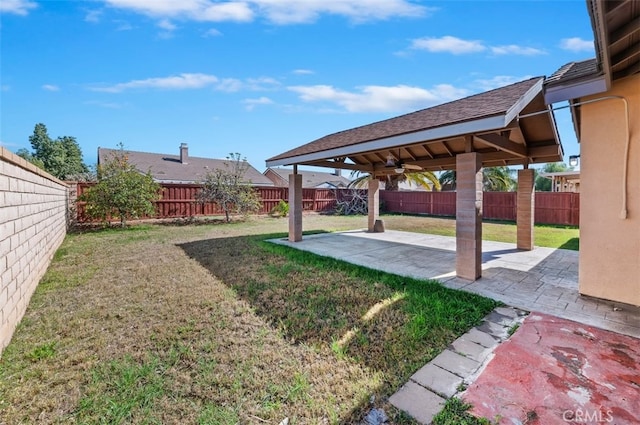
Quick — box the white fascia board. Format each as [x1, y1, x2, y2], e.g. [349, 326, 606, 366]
[544, 76, 607, 104]
[504, 78, 544, 124]
[265, 114, 507, 167]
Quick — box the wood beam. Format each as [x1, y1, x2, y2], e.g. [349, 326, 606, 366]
[441, 141, 453, 156]
[421, 144, 434, 159]
[374, 152, 388, 163]
[403, 147, 417, 160]
[464, 135, 473, 153]
[614, 58, 640, 80]
[611, 42, 640, 70]
[475, 133, 527, 157]
[610, 17, 640, 48]
[302, 160, 369, 171]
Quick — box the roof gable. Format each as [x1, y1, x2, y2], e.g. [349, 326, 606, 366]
[98, 147, 273, 186]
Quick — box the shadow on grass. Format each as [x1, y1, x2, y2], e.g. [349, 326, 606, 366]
[178, 232, 497, 422]
[559, 237, 579, 251]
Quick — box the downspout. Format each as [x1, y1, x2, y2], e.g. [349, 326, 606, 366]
[518, 95, 631, 219]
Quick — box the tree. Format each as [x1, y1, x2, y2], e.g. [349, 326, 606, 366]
[197, 153, 262, 222]
[534, 162, 573, 191]
[349, 171, 442, 191]
[19, 123, 89, 180]
[15, 148, 45, 169]
[483, 166, 516, 191]
[80, 144, 160, 227]
[438, 167, 517, 191]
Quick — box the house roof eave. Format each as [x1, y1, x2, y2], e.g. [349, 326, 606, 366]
[544, 74, 608, 104]
[265, 114, 508, 167]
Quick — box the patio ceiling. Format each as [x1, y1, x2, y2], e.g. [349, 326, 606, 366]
[266, 77, 563, 175]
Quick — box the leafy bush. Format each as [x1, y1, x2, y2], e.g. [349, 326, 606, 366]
[270, 200, 289, 218]
[79, 143, 160, 227]
[197, 153, 262, 222]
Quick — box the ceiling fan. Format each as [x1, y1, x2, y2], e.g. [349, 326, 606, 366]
[385, 150, 422, 174]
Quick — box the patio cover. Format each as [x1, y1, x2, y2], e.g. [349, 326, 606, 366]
[266, 77, 563, 173]
[266, 76, 564, 281]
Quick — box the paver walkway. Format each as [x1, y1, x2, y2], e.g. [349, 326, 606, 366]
[270, 229, 640, 424]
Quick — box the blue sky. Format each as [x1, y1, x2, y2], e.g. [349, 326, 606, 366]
[1, 0, 594, 172]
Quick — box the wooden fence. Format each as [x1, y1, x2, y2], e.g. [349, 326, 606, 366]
[74, 183, 579, 226]
[75, 183, 344, 222]
[380, 191, 580, 226]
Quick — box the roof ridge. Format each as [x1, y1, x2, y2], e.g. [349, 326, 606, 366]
[320, 76, 544, 139]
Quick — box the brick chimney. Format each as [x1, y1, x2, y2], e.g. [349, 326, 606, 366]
[180, 143, 188, 164]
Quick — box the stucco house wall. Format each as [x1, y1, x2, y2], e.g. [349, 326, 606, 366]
[0, 148, 69, 353]
[578, 74, 640, 305]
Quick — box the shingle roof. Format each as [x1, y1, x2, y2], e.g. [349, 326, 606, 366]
[98, 147, 273, 186]
[266, 167, 352, 188]
[267, 77, 544, 163]
[545, 59, 599, 87]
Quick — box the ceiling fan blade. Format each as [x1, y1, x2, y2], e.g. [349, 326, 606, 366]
[404, 164, 422, 171]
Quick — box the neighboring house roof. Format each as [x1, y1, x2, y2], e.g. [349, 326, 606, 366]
[98, 145, 273, 186]
[539, 171, 580, 179]
[264, 167, 352, 188]
[266, 77, 562, 172]
[544, 0, 639, 103]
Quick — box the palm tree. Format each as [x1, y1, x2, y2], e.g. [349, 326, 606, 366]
[349, 171, 442, 191]
[438, 167, 516, 191]
[483, 166, 516, 191]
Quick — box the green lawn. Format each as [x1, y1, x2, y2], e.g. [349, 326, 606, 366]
[379, 214, 579, 250]
[0, 214, 578, 424]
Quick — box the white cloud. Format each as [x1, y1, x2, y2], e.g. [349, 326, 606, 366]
[203, 28, 222, 37]
[102, 0, 432, 24]
[85, 9, 103, 23]
[91, 73, 219, 93]
[114, 20, 134, 31]
[293, 69, 314, 75]
[560, 37, 594, 52]
[216, 76, 281, 92]
[243, 96, 273, 111]
[157, 18, 177, 31]
[42, 84, 60, 91]
[474, 75, 534, 91]
[490, 45, 545, 56]
[288, 83, 467, 113]
[250, 0, 432, 24]
[410, 36, 545, 56]
[410, 36, 486, 54]
[0, 0, 37, 15]
[216, 78, 244, 92]
[104, 0, 254, 22]
[0, 140, 20, 148]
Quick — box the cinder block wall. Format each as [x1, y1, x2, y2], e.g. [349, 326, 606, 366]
[0, 148, 69, 354]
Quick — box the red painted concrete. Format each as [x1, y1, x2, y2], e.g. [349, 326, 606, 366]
[463, 313, 640, 424]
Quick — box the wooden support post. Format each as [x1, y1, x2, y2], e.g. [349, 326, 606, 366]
[517, 169, 535, 250]
[288, 173, 303, 242]
[456, 152, 483, 280]
[368, 179, 380, 232]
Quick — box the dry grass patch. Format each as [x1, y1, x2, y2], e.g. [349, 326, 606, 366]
[0, 215, 497, 424]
